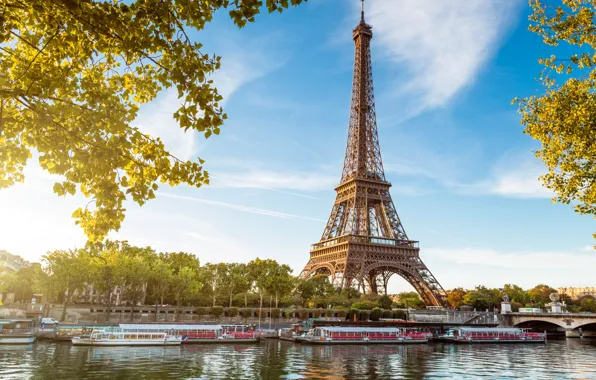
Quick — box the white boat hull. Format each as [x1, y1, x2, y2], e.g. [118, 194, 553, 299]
[0, 336, 36, 344]
[72, 337, 181, 346]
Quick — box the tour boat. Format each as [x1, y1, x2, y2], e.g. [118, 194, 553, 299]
[301, 327, 428, 345]
[71, 329, 182, 346]
[52, 325, 110, 341]
[0, 320, 36, 344]
[278, 328, 297, 342]
[439, 327, 546, 343]
[118, 324, 258, 343]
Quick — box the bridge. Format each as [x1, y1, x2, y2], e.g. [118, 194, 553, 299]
[502, 312, 596, 337]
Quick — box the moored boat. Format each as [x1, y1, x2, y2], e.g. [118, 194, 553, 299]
[53, 325, 111, 341]
[439, 327, 546, 343]
[118, 324, 259, 343]
[0, 320, 36, 344]
[301, 327, 428, 345]
[72, 330, 181, 346]
[278, 328, 297, 342]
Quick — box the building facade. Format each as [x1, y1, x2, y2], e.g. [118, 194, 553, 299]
[0, 250, 32, 273]
[558, 287, 596, 299]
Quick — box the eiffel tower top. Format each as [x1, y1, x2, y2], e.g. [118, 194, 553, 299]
[341, 0, 385, 184]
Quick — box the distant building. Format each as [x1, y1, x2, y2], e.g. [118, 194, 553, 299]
[0, 250, 32, 273]
[558, 287, 596, 300]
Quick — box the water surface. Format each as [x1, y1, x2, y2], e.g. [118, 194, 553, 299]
[1, 339, 595, 379]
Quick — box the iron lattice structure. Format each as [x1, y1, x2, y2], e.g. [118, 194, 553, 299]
[300, 7, 448, 307]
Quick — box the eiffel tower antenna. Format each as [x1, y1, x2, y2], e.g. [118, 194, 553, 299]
[300, 1, 448, 307]
[361, 0, 365, 21]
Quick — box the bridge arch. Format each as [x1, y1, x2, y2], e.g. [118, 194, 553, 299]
[514, 319, 567, 330]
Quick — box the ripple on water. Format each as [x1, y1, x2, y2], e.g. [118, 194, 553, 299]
[0, 339, 595, 379]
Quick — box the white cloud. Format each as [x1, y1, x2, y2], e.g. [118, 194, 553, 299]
[428, 246, 596, 270]
[211, 170, 337, 193]
[423, 245, 596, 289]
[466, 154, 553, 199]
[158, 191, 326, 222]
[364, 0, 520, 114]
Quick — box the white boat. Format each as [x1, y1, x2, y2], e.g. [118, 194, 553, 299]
[0, 320, 36, 344]
[118, 324, 259, 343]
[72, 329, 181, 346]
[301, 327, 428, 345]
[439, 327, 546, 343]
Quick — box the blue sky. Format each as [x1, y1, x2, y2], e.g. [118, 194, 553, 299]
[1, 0, 595, 292]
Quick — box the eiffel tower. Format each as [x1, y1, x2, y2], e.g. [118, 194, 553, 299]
[300, 1, 448, 307]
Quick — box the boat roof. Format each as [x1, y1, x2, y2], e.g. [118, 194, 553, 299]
[119, 324, 222, 331]
[453, 327, 523, 332]
[315, 327, 401, 333]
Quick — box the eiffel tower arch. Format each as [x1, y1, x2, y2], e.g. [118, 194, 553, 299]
[300, 2, 448, 307]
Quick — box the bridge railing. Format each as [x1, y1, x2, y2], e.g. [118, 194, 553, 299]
[407, 310, 503, 325]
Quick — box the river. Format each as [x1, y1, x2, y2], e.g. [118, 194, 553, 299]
[1, 339, 595, 379]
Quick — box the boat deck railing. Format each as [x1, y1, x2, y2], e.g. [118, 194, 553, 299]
[0, 329, 33, 335]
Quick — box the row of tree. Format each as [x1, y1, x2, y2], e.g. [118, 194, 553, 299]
[0, 241, 294, 321]
[446, 285, 596, 313]
[2, 244, 595, 319]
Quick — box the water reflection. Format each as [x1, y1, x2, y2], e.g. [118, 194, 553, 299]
[0, 339, 594, 379]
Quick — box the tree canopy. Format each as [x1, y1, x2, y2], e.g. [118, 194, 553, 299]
[516, 0, 596, 242]
[0, 0, 306, 242]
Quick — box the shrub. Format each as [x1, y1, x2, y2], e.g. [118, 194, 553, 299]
[351, 300, 375, 310]
[318, 309, 328, 318]
[382, 310, 393, 318]
[227, 307, 239, 317]
[206, 306, 224, 317]
[334, 309, 347, 318]
[195, 307, 208, 316]
[346, 308, 359, 321]
[240, 308, 253, 318]
[297, 308, 309, 320]
[393, 310, 407, 320]
[271, 308, 281, 319]
[370, 307, 382, 321]
[311, 309, 321, 318]
[283, 309, 295, 318]
[358, 310, 371, 321]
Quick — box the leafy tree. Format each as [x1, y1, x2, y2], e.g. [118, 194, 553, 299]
[42, 249, 91, 321]
[172, 266, 201, 320]
[0, 264, 43, 302]
[527, 284, 557, 307]
[148, 258, 173, 320]
[296, 274, 335, 302]
[201, 263, 224, 307]
[247, 258, 279, 315]
[394, 292, 425, 309]
[121, 254, 151, 321]
[89, 247, 125, 320]
[378, 294, 393, 309]
[263, 262, 294, 308]
[164, 252, 200, 276]
[447, 288, 466, 309]
[217, 263, 250, 307]
[578, 296, 596, 313]
[1, 0, 306, 242]
[502, 284, 529, 306]
[463, 286, 501, 311]
[515, 0, 596, 241]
